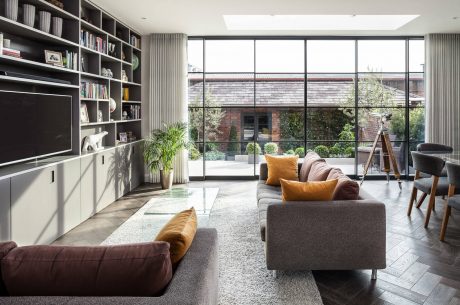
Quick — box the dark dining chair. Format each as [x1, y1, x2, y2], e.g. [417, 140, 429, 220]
[408, 152, 449, 228]
[440, 162, 460, 241]
[415, 143, 453, 205]
[417, 143, 454, 154]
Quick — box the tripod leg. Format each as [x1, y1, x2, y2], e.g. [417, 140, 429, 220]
[381, 135, 390, 183]
[361, 132, 380, 185]
[383, 133, 402, 190]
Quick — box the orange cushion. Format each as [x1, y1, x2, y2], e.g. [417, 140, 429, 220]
[265, 154, 299, 186]
[155, 208, 197, 265]
[280, 178, 338, 201]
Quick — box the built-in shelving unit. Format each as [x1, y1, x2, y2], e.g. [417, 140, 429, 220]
[0, 0, 143, 154]
[0, 0, 144, 245]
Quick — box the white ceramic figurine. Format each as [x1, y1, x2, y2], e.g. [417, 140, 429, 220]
[82, 131, 108, 152]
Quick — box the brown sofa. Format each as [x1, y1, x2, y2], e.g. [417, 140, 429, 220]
[0, 228, 218, 305]
[257, 153, 386, 279]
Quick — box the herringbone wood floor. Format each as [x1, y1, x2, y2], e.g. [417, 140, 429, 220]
[314, 180, 460, 305]
[55, 180, 460, 305]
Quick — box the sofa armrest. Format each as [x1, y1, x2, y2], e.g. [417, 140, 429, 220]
[0, 228, 218, 305]
[265, 200, 386, 271]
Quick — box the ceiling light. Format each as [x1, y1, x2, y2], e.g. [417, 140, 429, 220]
[223, 15, 419, 31]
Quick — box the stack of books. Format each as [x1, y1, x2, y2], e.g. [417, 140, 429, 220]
[80, 30, 107, 53]
[123, 104, 141, 120]
[63, 51, 78, 70]
[130, 35, 140, 49]
[2, 48, 21, 58]
[80, 81, 108, 99]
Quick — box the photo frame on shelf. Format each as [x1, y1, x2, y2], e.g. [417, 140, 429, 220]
[119, 132, 128, 143]
[44, 50, 63, 67]
[80, 103, 89, 123]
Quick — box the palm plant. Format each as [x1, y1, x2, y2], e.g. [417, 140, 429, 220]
[144, 122, 189, 189]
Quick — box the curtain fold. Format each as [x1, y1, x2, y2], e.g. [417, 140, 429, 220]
[148, 33, 188, 183]
[425, 34, 460, 151]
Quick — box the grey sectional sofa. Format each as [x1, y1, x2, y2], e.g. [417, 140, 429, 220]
[0, 228, 218, 305]
[257, 162, 386, 278]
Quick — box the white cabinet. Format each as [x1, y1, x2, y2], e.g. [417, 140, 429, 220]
[0, 179, 11, 241]
[130, 142, 144, 191]
[11, 158, 81, 245]
[80, 149, 117, 219]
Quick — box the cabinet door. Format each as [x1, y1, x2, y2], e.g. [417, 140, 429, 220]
[0, 179, 11, 241]
[57, 159, 81, 233]
[80, 154, 97, 220]
[115, 144, 131, 198]
[130, 142, 144, 191]
[11, 165, 59, 245]
[96, 149, 116, 211]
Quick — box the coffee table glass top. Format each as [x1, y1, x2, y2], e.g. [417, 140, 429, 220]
[144, 187, 218, 215]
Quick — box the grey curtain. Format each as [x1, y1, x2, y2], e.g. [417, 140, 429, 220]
[425, 34, 460, 150]
[147, 33, 188, 183]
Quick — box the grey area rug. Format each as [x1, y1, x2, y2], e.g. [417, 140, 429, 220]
[102, 184, 323, 305]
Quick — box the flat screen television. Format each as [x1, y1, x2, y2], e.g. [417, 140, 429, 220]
[0, 90, 72, 167]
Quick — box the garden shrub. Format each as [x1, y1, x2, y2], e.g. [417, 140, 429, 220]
[264, 142, 278, 155]
[314, 145, 330, 158]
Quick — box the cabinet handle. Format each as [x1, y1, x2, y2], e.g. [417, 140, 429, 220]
[51, 170, 55, 183]
[102, 155, 105, 165]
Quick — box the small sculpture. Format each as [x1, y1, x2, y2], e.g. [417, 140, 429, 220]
[109, 98, 116, 113]
[82, 131, 108, 152]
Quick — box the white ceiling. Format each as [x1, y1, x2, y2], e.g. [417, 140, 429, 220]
[92, 0, 460, 36]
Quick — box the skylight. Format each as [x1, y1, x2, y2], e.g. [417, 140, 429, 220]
[223, 15, 419, 31]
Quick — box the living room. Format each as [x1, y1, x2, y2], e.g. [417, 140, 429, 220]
[0, 0, 459, 304]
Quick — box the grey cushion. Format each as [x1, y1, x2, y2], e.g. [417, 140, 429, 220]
[448, 195, 460, 210]
[257, 181, 281, 201]
[414, 177, 450, 195]
[257, 197, 282, 241]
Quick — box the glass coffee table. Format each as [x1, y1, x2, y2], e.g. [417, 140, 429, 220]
[102, 187, 218, 245]
[144, 187, 218, 215]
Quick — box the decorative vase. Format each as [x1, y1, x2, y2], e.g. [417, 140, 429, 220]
[22, 4, 35, 27]
[5, 0, 18, 21]
[160, 170, 174, 190]
[39, 11, 51, 33]
[51, 16, 63, 37]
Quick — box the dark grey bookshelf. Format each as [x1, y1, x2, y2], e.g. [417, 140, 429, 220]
[0, 0, 143, 155]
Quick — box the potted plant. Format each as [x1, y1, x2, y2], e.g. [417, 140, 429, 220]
[144, 122, 189, 189]
[246, 142, 261, 164]
[264, 142, 278, 155]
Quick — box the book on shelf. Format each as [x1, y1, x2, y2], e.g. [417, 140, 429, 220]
[123, 104, 141, 120]
[63, 51, 78, 70]
[80, 30, 107, 53]
[2, 48, 21, 58]
[130, 35, 141, 49]
[80, 81, 108, 99]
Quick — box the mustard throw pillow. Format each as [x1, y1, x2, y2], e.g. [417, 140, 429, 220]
[265, 154, 299, 186]
[280, 178, 338, 201]
[155, 208, 197, 265]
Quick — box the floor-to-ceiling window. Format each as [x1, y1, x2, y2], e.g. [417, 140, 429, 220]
[188, 37, 425, 179]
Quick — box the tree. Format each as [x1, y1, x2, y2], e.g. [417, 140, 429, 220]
[189, 89, 225, 143]
[341, 69, 397, 129]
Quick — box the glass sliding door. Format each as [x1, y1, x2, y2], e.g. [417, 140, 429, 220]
[187, 37, 425, 179]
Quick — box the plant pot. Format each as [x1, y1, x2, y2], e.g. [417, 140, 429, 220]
[52, 16, 63, 37]
[23, 4, 35, 27]
[5, 0, 18, 21]
[248, 154, 260, 164]
[160, 170, 173, 190]
[39, 11, 51, 33]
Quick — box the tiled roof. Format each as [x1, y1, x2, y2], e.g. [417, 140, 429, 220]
[189, 78, 420, 107]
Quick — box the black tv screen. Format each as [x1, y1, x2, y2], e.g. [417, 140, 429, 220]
[0, 91, 72, 166]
